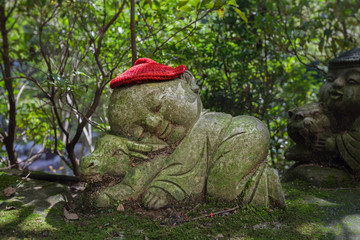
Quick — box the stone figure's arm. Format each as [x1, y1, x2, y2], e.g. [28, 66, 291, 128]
[312, 133, 337, 152]
[335, 122, 360, 172]
[96, 139, 170, 207]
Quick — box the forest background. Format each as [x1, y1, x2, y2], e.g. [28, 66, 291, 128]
[1, 0, 359, 176]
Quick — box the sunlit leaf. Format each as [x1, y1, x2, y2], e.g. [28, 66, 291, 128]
[232, 7, 247, 24]
[179, 5, 194, 12]
[177, 0, 189, 9]
[227, 0, 237, 6]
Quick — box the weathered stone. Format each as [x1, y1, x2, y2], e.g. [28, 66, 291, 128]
[283, 164, 353, 187]
[80, 60, 286, 209]
[285, 47, 360, 177]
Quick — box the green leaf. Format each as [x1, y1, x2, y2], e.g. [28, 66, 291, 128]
[213, 0, 226, 10]
[51, 74, 65, 85]
[205, 2, 214, 9]
[203, 0, 214, 8]
[179, 5, 194, 12]
[177, 0, 189, 9]
[145, 0, 152, 7]
[193, 0, 200, 9]
[232, 7, 247, 24]
[227, 0, 237, 6]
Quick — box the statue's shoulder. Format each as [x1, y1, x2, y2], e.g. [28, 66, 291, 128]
[199, 110, 232, 124]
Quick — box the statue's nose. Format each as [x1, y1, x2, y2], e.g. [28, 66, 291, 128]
[303, 117, 313, 128]
[333, 76, 345, 89]
[80, 156, 99, 175]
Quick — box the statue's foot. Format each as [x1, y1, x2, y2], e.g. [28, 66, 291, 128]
[242, 165, 285, 209]
[96, 183, 135, 207]
[142, 188, 169, 209]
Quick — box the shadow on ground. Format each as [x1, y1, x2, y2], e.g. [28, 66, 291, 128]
[1, 171, 360, 239]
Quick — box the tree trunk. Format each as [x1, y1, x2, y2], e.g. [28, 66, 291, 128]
[66, 145, 80, 176]
[0, 4, 18, 169]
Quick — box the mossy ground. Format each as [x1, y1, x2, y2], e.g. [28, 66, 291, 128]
[1, 171, 359, 240]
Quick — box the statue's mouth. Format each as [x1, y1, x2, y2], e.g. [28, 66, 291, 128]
[329, 90, 343, 100]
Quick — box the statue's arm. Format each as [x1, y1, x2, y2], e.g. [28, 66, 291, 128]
[312, 133, 337, 152]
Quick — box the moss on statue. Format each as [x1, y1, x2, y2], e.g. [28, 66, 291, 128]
[80, 59, 285, 209]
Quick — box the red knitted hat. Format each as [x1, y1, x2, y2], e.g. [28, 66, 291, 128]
[110, 58, 187, 89]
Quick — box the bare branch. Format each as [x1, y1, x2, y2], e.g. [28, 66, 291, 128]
[94, 1, 126, 77]
[276, 2, 327, 75]
[137, 7, 158, 48]
[15, 81, 27, 106]
[5, 0, 18, 21]
[7, 16, 18, 32]
[59, 15, 78, 75]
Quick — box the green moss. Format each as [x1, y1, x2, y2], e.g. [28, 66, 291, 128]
[1, 172, 360, 239]
[0, 172, 22, 190]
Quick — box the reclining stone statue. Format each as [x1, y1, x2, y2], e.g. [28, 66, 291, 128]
[80, 58, 285, 209]
[285, 47, 360, 174]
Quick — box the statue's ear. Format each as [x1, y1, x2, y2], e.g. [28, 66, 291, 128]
[181, 70, 199, 93]
[288, 109, 294, 118]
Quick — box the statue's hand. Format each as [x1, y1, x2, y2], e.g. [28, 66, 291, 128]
[142, 188, 169, 209]
[312, 134, 336, 152]
[124, 139, 168, 162]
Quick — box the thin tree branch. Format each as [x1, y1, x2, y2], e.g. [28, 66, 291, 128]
[276, 2, 326, 75]
[94, 1, 126, 77]
[130, 0, 137, 64]
[5, 0, 18, 21]
[153, 9, 213, 54]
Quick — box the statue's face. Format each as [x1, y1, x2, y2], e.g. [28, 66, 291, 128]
[323, 67, 360, 115]
[108, 77, 202, 145]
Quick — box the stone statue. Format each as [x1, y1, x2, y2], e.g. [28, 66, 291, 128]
[285, 47, 360, 174]
[80, 58, 285, 209]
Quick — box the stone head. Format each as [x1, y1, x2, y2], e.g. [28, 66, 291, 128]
[108, 60, 203, 145]
[287, 103, 331, 146]
[321, 48, 360, 117]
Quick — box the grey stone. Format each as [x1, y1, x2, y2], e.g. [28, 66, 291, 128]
[80, 65, 286, 209]
[283, 164, 353, 187]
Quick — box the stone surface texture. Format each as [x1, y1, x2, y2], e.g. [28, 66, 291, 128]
[80, 69, 285, 209]
[285, 47, 360, 182]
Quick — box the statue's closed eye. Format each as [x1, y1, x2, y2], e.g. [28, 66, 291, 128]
[295, 113, 304, 121]
[347, 77, 360, 84]
[326, 76, 335, 82]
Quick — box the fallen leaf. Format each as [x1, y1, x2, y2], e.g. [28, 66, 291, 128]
[116, 203, 125, 211]
[4, 187, 16, 197]
[64, 207, 79, 220]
